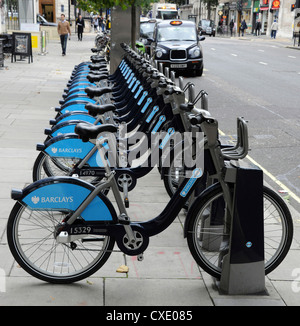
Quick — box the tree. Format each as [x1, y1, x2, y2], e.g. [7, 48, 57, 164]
[201, 0, 219, 19]
[77, 0, 155, 49]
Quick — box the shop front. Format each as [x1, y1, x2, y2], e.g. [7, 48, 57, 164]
[270, 0, 280, 20]
[252, 0, 260, 33]
[242, 0, 252, 32]
[260, 0, 269, 33]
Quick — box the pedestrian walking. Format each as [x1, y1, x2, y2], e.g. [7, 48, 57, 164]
[57, 14, 71, 56]
[229, 19, 234, 36]
[255, 19, 261, 36]
[271, 20, 278, 39]
[92, 15, 99, 32]
[240, 19, 247, 36]
[100, 16, 106, 32]
[76, 14, 85, 41]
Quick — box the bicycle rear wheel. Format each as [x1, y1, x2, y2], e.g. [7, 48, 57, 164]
[7, 202, 115, 283]
[186, 183, 293, 279]
[32, 152, 107, 191]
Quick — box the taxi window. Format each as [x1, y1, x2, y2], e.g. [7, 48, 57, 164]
[157, 26, 197, 42]
[140, 22, 156, 37]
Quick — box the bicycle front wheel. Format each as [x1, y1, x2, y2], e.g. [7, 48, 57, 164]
[186, 183, 293, 279]
[7, 202, 115, 284]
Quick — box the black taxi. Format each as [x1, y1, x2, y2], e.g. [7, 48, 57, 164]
[148, 20, 205, 76]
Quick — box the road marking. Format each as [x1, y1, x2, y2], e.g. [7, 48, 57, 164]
[231, 53, 237, 56]
[259, 61, 268, 65]
[288, 55, 296, 59]
[211, 48, 216, 51]
[219, 129, 300, 204]
[246, 156, 300, 204]
[258, 49, 265, 52]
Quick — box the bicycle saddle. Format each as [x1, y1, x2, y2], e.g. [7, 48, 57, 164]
[89, 70, 109, 76]
[75, 123, 118, 142]
[85, 103, 116, 116]
[85, 86, 113, 98]
[90, 56, 106, 64]
[88, 63, 107, 70]
[87, 73, 108, 82]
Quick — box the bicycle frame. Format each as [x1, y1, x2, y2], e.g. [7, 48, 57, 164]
[60, 134, 205, 250]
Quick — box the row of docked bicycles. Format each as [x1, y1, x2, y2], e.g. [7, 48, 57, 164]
[7, 43, 293, 284]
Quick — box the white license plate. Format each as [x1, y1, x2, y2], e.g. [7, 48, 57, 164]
[170, 64, 187, 68]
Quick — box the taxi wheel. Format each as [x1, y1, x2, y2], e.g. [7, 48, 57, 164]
[195, 66, 203, 76]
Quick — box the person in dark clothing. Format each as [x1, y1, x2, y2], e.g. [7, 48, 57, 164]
[240, 19, 247, 36]
[255, 19, 261, 36]
[229, 19, 234, 36]
[76, 15, 85, 41]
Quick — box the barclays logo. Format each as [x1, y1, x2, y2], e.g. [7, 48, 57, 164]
[31, 196, 74, 204]
[31, 196, 39, 204]
[51, 147, 82, 154]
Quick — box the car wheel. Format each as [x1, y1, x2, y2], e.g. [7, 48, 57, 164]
[196, 66, 203, 77]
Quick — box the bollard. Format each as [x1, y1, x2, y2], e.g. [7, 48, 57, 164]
[218, 161, 266, 294]
[39, 30, 47, 56]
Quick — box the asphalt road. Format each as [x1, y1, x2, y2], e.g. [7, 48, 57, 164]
[186, 36, 300, 212]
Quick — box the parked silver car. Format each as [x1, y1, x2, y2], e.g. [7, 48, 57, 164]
[198, 19, 215, 37]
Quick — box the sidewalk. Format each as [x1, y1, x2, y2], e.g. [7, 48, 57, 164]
[0, 33, 299, 307]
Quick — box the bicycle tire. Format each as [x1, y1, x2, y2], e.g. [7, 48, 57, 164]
[7, 202, 115, 284]
[186, 183, 293, 279]
[32, 151, 74, 181]
[7, 180, 116, 284]
[32, 151, 107, 191]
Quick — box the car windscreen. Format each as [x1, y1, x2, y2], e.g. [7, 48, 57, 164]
[140, 23, 155, 37]
[201, 20, 211, 28]
[37, 15, 47, 24]
[156, 11, 178, 19]
[157, 26, 197, 42]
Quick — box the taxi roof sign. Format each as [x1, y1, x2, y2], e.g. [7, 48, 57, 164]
[170, 20, 182, 25]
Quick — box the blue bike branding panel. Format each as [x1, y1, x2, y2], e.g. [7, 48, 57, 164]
[22, 182, 113, 221]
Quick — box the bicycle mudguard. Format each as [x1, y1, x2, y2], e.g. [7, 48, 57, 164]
[54, 112, 97, 125]
[12, 176, 117, 222]
[68, 82, 95, 91]
[59, 105, 89, 115]
[63, 97, 96, 105]
[49, 120, 100, 137]
[40, 134, 106, 167]
[65, 91, 87, 98]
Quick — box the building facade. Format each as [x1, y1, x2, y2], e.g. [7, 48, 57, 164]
[0, 0, 79, 33]
[179, 0, 297, 38]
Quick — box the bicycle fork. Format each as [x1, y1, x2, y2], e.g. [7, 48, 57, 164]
[60, 135, 137, 248]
